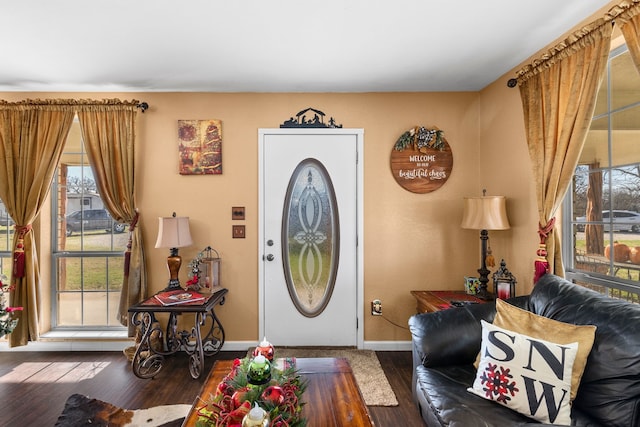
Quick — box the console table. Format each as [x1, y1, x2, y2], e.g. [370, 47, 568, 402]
[410, 290, 486, 313]
[128, 287, 228, 379]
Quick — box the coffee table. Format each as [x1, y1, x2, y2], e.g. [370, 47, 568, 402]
[183, 357, 374, 426]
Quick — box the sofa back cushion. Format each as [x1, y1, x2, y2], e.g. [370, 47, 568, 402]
[409, 296, 530, 369]
[409, 301, 497, 368]
[531, 275, 640, 427]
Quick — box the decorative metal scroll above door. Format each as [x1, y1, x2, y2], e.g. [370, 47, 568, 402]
[280, 107, 343, 128]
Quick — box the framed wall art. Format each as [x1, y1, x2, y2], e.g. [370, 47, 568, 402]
[178, 119, 222, 175]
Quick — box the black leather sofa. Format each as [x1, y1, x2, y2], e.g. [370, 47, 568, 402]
[408, 274, 640, 426]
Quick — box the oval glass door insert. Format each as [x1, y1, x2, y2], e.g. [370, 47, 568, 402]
[282, 158, 339, 317]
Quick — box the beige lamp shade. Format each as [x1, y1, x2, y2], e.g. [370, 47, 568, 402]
[155, 216, 194, 248]
[461, 196, 510, 231]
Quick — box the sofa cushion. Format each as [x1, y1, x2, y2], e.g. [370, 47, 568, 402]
[493, 298, 596, 400]
[416, 364, 604, 426]
[469, 320, 578, 425]
[415, 364, 539, 426]
[531, 275, 640, 427]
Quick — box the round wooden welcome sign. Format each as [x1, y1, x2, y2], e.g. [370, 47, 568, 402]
[390, 126, 453, 194]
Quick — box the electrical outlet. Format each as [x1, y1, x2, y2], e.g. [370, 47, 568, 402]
[233, 225, 245, 238]
[371, 299, 382, 316]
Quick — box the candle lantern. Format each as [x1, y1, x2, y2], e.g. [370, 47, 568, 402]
[199, 246, 221, 294]
[492, 259, 516, 299]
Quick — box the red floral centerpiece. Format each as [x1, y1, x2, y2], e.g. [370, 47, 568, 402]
[0, 274, 23, 338]
[195, 348, 307, 426]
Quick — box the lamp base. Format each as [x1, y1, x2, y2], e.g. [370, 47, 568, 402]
[475, 229, 495, 301]
[475, 285, 495, 301]
[163, 251, 184, 291]
[163, 279, 183, 292]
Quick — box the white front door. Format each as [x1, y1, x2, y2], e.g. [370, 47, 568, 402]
[258, 128, 363, 347]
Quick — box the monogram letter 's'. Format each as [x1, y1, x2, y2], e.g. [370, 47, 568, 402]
[485, 330, 516, 362]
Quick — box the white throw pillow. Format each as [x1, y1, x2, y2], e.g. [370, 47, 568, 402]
[468, 320, 578, 425]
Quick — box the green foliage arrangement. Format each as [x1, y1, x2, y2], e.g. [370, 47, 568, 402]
[0, 274, 22, 338]
[394, 126, 445, 151]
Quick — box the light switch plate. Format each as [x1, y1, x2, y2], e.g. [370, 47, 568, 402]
[232, 207, 245, 220]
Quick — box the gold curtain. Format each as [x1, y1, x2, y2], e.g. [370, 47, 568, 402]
[76, 100, 146, 335]
[0, 100, 75, 346]
[517, 19, 612, 281]
[615, 0, 640, 72]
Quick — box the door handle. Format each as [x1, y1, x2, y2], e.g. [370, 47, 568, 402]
[265, 254, 275, 261]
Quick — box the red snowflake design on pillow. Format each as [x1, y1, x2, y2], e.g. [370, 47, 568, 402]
[479, 362, 519, 404]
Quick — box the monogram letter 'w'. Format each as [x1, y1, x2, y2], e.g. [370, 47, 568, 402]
[521, 376, 568, 423]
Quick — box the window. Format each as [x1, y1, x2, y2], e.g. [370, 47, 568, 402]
[51, 121, 127, 329]
[564, 44, 640, 300]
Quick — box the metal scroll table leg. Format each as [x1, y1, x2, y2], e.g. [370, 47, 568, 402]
[165, 312, 182, 353]
[130, 311, 165, 379]
[188, 312, 205, 379]
[202, 309, 226, 356]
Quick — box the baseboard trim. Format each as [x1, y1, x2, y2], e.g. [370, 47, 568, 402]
[0, 340, 133, 352]
[363, 340, 412, 351]
[0, 339, 412, 352]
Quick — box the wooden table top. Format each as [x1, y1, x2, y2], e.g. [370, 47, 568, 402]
[411, 290, 486, 313]
[129, 287, 228, 314]
[182, 357, 373, 426]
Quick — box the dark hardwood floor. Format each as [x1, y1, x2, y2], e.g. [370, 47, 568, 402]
[0, 350, 425, 426]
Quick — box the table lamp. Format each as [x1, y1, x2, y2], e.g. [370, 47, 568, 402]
[155, 212, 193, 291]
[461, 191, 510, 299]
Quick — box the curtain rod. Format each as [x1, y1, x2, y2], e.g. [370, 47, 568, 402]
[0, 99, 149, 112]
[507, 4, 629, 88]
[506, 21, 610, 88]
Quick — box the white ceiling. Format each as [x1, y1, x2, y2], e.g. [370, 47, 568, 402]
[0, 0, 613, 93]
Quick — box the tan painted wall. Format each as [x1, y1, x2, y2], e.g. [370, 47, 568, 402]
[134, 92, 499, 343]
[3, 91, 531, 342]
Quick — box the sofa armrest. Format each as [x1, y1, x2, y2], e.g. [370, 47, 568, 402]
[408, 296, 529, 368]
[409, 302, 494, 369]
